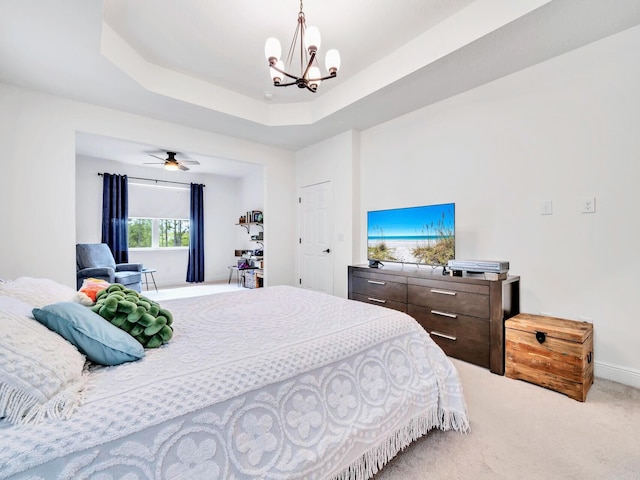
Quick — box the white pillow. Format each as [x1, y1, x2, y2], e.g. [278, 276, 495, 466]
[0, 277, 76, 308]
[0, 295, 87, 424]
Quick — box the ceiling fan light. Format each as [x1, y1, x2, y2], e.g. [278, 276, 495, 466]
[264, 37, 281, 65]
[304, 26, 321, 54]
[325, 49, 340, 75]
[164, 162, 179, 171]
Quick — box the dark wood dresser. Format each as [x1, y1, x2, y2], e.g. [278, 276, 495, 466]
[348, 265, 520, 374]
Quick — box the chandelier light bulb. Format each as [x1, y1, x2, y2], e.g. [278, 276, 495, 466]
[325, 49, 341, 75]
[270, 60, 284, 84]
[264, 37, 282, 65]
[307, 66, 322, 90]
[304, 26, 321, 54]
[307, 66, 321, 80]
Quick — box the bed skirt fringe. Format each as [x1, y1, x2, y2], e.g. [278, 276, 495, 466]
[332, 407, 470, 480]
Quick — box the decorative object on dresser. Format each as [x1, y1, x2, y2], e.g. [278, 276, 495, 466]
[448, 259, 509, 277]
[505, 313, 594, 402]
[348, 265, 520, 374]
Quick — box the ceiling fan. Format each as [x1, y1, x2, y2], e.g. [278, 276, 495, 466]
[144, 151, 200, 171]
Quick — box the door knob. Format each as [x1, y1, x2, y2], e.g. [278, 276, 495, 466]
[323, 249, 331, 253]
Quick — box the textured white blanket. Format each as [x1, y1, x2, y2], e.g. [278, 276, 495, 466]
[0, 286, 469, 479]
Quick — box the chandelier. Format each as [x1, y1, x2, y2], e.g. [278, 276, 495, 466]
[264, 1, 341, 93]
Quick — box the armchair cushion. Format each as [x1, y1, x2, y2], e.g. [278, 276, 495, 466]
[114, 271, 143, 292]
[77, 267, 116, 280]
[76, 244, 116, 271]
[116, 263, 143, 272]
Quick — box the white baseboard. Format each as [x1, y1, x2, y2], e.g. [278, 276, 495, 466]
[595, 361, 640, 389]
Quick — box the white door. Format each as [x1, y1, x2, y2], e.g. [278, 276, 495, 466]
[299, 182, 333, 294]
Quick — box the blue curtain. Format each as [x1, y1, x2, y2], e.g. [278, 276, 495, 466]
[186, 183, 205, 283]
[101, 173, 129, 263]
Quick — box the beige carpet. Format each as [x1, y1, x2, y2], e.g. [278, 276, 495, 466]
[375, 359, 640, 480]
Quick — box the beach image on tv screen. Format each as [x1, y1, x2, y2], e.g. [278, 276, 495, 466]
[367, 203, 455, 265]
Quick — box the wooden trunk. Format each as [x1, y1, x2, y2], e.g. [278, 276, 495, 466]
[505, 313, 594, 402]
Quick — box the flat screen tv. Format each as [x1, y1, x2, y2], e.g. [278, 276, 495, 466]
[367, 203, 455, 266]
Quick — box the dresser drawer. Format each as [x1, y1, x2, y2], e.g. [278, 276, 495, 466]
[408, 284, 489, 318]
[351, 275, 407, 304]
[351, 293, 408, 313]
[409, 304, 490, 367]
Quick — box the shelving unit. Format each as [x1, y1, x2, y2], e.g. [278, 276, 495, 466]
[235, 222, 263, 233]
[235, 220, 264, 287]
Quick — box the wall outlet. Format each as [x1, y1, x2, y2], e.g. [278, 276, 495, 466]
[540, 200, 553, 215]
[581, 196, 596, 213]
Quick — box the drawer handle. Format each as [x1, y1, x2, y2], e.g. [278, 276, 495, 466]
[367, 280, 386, 285]
[430, 331, 457, 341]
[431, 289, 456, 296]
[368, 297, 387, 304]
[431, 310, 457, 319]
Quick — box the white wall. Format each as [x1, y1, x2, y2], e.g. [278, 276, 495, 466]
[75, 156, 247, 287]
[0, 84, 296, 288]
[355, 26, 640, 387]
[295, 130, 360, 298]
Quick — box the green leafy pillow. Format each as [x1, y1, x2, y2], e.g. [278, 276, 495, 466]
[91, 284, 173, 348]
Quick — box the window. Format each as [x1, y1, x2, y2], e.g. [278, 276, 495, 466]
[128, 217, 190, 249]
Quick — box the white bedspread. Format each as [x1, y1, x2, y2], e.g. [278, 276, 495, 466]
[0, 285, 469, 479]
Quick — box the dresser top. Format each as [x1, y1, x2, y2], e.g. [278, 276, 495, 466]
[349, 264, 520, 285]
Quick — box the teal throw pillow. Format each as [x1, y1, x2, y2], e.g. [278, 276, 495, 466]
[32, 302, 145, 366]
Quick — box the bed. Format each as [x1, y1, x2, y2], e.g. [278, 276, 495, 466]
[0, 278, 469, 479]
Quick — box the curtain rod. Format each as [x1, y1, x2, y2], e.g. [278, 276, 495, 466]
[98, 173, 205, 187]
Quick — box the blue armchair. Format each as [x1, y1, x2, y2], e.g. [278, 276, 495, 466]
[76, 243, 143, 292]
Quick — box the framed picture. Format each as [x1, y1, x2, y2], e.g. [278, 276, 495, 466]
[252, 211, 263, 223]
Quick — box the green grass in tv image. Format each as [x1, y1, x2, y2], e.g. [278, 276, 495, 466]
[367, 228, 399, 262]
[411, 217, 454, 265]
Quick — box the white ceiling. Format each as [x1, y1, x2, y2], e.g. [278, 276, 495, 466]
[2, 0, 640, 175]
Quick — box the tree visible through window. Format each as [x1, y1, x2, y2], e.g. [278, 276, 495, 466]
[128, 218, 190, 248]
[129, 218, 152, 248]
[159, 219, 190, 247]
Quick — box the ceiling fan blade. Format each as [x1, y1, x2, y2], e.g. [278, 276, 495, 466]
[180, 160, 200, 165]
[148, 153, 166, 161]
[143, 162, 165, 165]
[178, 164, 190, 171]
